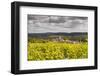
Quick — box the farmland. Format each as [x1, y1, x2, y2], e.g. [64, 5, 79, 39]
[28, 33, 88, 61]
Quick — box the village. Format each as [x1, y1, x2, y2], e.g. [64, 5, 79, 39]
[50, 36, 80, 44]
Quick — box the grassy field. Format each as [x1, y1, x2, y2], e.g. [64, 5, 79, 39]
[28, 41, 88, 61]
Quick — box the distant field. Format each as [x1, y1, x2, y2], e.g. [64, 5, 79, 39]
[28, 41, 88, 61]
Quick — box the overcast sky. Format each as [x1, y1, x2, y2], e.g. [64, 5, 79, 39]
[28, 15, 88, 33]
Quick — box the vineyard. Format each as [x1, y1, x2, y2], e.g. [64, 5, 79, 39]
[28, 40, 88, 61]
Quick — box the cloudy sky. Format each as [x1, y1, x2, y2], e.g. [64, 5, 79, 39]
[28, 15, 88, 33]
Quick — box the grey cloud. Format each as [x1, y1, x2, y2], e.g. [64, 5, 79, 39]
[28, 15, 88, 33]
